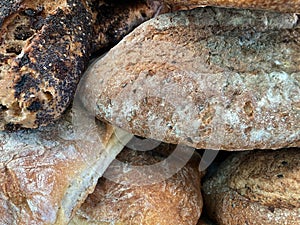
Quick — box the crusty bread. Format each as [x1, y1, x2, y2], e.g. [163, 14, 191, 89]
[69, 145, 204, 225]
[89, 0, 163, 51]
[0, 0, 161, 130]
[161, 0, 300, 12]
[202, 148, 300, 225]
[0, 109, 133, 225]
[0, 0, 95, 130]
[79, 7, 300, 150]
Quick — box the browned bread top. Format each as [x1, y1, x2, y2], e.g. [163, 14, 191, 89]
[80, 7, 300, 150]
[70, 145, 204, 225]
[162, 0, 300, 12]
[202, 148, 300, 225]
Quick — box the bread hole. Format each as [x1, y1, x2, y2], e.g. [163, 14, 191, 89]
[0, 104, 8, 111]
[243, 101, 254, 117]
[277, 174, 284, 178]
[140, 11, 147, 18]
[281, 161, 288, 166]
[6, 46, 22, 55]
[42, 91, 53, 102]
[14, 26, 34, 40]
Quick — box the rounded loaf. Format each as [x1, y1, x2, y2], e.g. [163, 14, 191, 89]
[70, 145, 204, 225]
[0, 109, 132, 225]
[202, 148, 300, 225]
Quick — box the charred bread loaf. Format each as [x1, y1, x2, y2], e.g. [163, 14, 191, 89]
[79, 7, 300, 150]
[0, 109, 133, 225]
[70, 145, 204, 225]
[202, 148, 300, 225]
[0, 0, 161, 130]
[0, 0, 94, 130]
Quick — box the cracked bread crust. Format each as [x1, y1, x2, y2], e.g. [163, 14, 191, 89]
[70, 146, 204, 225]
[162, 0, 300, 13]
[202, 149, 300, 225]
[0, 0, 94, 130]
[80, 7, 300, 150]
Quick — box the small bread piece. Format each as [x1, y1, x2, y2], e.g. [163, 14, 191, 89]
[0, 0, 94, 130]
[70, 145, 204, 225]
[161, 0, 300, 13]
[0, 110, 133, 225]
[80, 7, 300, 150]
[202, 148, 300, 225]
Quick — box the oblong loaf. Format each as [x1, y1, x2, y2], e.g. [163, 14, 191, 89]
[202, 148, 300, 225]
[80, 7, 300, 150]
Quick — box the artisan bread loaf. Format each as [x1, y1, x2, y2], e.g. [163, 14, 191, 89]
[0, 109, 133, 225]
[0, 0, 94, 130]
[202, 148, 300, 225]
[161, 0, 300, 12]
[70, 145, 204, 225]
[79, 7, 300, 150]
[0, 0, 163, 130]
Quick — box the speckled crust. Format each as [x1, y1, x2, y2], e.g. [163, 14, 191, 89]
[0, 0, 94, 130]
[202, 148, 300, 225]
[161, 0, 300, 13]
[88, 0, 163, 51]
[69, 146, 204, 225]
[80, 7, 300, 150]
[0, 0, 163, 130]
[0, 110, 133, 225]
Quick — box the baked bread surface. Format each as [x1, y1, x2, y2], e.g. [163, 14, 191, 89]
[202, 148, 300, 225]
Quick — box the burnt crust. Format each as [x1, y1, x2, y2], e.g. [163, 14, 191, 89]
[0, 0, 94, 129]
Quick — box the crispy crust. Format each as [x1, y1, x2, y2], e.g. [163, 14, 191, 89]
[162, 0, 300, 13]
[0, 0, 93, 130]
[202, 149, 300, 225]
[0, 109, 133, 225]
[70, 145, 204, 225]
[80, 7, 300, 150]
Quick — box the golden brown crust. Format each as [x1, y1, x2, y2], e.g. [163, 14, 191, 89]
[80, 7, 300, 150]
[0, 110, 133, 225]
[202, 148, 300, 225]
[70, 146, 204, 225]
[162, 0, 300, 13]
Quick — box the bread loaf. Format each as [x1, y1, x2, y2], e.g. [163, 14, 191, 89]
[0, 0, 95, 130]
[70, 145, 204, 225]
[0, 109, 133, 225]
[79, 7, 300, 150]
[161, 0, 300, 13]
[0, 0, 161, 130]
[202, 148, 300, 225]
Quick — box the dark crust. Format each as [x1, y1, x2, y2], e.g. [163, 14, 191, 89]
[1, 0, 94, 129]
[0, 0, 23, 27]
[89, 0, 160, 52]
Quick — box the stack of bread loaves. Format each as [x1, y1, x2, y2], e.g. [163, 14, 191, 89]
[0, 0, 299, 224]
